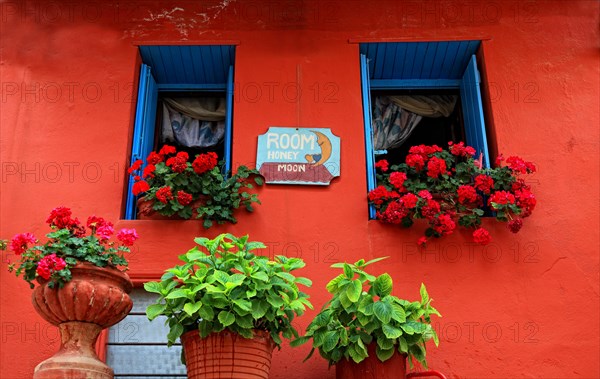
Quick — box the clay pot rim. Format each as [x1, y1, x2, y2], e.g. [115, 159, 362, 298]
[181, 328, 275, 347]
[36, 262, 133, 293]
[335, 351, 409, 364]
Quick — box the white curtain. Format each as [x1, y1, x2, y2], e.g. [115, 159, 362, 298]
[372, 95, 458, 150]
[389, 95, 457, 118]
[161, 97, 226, 148]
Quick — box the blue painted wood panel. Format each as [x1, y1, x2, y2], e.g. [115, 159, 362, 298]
[125, 64, 157, 220]
[460, 55, 490, 168]
[224, 65, 234, 174]
[360, 41, 481, 80]
[370, 79, 461, 90]
[139, 45, 235, 84]
[360, 54, 377, 219]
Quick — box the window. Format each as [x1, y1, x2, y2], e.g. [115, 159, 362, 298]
[106, 289, 186, 378]
[360, 41, 491, 218]
[125, 45, 236, 219]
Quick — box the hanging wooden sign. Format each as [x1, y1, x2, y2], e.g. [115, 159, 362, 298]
[256, 127, 340, 185]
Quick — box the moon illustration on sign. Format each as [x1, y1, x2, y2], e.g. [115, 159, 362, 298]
[304, 131, 333, 166]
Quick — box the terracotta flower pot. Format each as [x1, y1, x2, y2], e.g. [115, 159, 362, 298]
[181, 329, 276, 379]
[31, 263, 133, 379]
[336, 345, 407, 379]
[335, 344, 447, 379]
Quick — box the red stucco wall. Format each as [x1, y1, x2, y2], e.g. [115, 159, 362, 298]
[1, 1, 598, 378]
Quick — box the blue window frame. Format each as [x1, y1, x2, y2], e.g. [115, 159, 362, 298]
[125, 45, 235, 219]
[359, 41, 490, 218]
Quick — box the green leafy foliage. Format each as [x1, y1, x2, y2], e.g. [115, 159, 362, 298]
[292, 257, 440, 369]
[144, 233, 313, 352]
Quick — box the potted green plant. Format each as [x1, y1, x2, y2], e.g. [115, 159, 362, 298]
[144, 233, 314, 379]
[128, 145, 263, 228]
[1, 206, 138, 379]
[368, 142, 537, 247]
[292, 257, 444, 379]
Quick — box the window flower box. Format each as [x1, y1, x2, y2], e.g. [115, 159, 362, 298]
[128, 145, 263, 228]
[368, 142, 537, 246]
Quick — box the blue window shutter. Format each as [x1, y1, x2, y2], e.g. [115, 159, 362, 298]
[125, 64, 158, 219]
[224, 65, 234, 174]
[361, 54, 377, 219]
[460, 55, 490, 168]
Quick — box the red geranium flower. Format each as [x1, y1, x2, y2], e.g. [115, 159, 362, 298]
[409, 144, 442, 157]
[406, 154, 425, 171]
[177, 190, 193, 206]
[401, 193, 418, 209]
[515, 189, 536, 217]
[132, 180, 150, 196]
[156, 186, 174, 204]
[166, 152, 189, 173]
[377, 200, 408, 224]
[426, 157, 448, 179]
[10, 233, 36, 255]
[192, 152, 218, 175]
[46, 206, 81, 231]
[432, 214, 456, 236]
[368, 186, 399, 205]
[127, 159, 143, 174]
[418, 190, 432, 200]
[508, 219, 523, 233]
[448, 141, 476, 157]
[408, 145, 427, 155]
[159, 145, 176, 156]
[457, 185, 479, 205]
[36, 254, 67, 280]
[488, 191, 516, 209]
[143, 164, 156, 179]
[495, 154, 504, 166]
[389, 172, 407, 192]
[96, 223, 114, 241]
[511, 179, 531, 192]
[506, 156, 536, 174]
[375, 159, 389, 172]
[87, 216, 105, 228]
[473, 227, 492, 245]
[426, 145, 443, 155]
[147, 152, 163, 165]
[116, 229, 139, 247]
[474, 174, 494, 194]
[421, 199, 441, 220]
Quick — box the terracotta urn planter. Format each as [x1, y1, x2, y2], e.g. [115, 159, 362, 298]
[336, 344, 447, 379]
[31, 262, 133, 379]
[180, 329, 276, 379]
